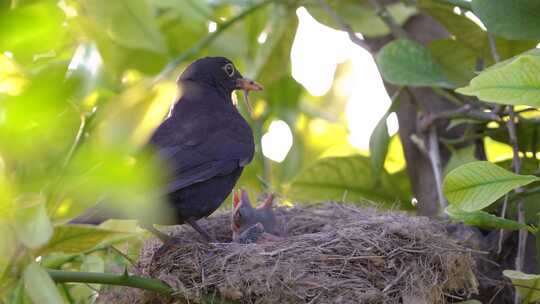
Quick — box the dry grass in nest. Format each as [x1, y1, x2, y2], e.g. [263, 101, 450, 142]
[99, 203, 479, 304]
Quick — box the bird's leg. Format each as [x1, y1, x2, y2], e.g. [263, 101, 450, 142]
[185, 218, 216, 243]
[140, 222, 171, 243]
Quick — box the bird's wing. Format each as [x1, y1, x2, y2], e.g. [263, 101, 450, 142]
[149, 108, 254, 194]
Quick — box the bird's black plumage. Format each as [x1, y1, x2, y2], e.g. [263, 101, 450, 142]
[147, 57, 256, 239]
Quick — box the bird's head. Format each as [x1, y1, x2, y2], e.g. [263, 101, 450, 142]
[178, 57, 263, 110]
[231, 188, 255, 235]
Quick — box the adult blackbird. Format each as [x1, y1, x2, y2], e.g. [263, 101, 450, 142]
[145, 57, 262, 242]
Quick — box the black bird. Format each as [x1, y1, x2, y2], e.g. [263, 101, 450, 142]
[145, 57, 262, 242]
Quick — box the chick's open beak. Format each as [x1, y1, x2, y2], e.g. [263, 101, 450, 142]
[236, 78, 263, 115]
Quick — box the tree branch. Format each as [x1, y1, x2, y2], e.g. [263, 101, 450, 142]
[419, 104, 500, 132]
[317, 0, 371, 51]
[155, 0, 276, 81]
[366, 0, 409, 39]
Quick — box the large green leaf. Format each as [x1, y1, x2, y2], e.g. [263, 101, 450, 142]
[503, 270, 540, 303]
[369, 113, 390, 177]
[84, 0, 167, 53]
[23, 263, 63, 304]
[457, 54, 540, 107]
[306, 1, 416, 37]
[443, 146, 477, 176]
[38, 224, 133, 255]
[377, 39, 452, 88]
[14, 194, 53, 249]
[445, 205, 527, 231]
[472, 0, 540, 40]
[287, 155, 413, 208]
[443, 161, 539, 211]
[429, 39, 477, 87]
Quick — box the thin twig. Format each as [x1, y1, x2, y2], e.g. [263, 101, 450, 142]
[487, 33, 526, 304]
[497, 194, 509, 255]
[317, 0, 371, 51]
[419, 104, 500, 132]
[366, 0, 409, 39]
[427, 126, 447, 212]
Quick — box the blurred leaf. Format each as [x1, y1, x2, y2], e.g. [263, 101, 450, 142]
[0, 54, 28, 96]
[287, 155, 413, 208]
[265, 75, 303, 113]
[0, 1, 66, 62]
[443, 161, 539, 211]
[70, 254, 104, 301]
[429, 39, 477, 87]
[38, 224, 132, 255]
[96, 80, 178, 148]
[446, 205, 527, 231]
[369, 112, 390, 177]
[84, 0, 166, 54]
[0, 66, 79, 165]
[503, 270, 540, 303]
[60, 145, 175, 225]
[457, 54, 540, 107]
[420, 1, 486, 53]
[253, 7, 296, 85]
[306, 1, 416, 37]
[472, 0, 540, 40]
[377, 39, 452, 88]
[443, 145, 477, 176]
[0, 221, 16, 274]
[99, 219, 142, 233]
[23, 263, 63, 304]
[14, 194, 53, 249]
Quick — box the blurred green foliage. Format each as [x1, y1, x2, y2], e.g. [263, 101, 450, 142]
[2, 0, 540, 302]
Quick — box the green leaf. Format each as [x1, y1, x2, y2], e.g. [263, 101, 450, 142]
[13, 194, 53, 249]
[457, 54, 540, 107]
[0, 1, 66, 62]
[84, 0, 167, 53]
[369, 113, 390, 177]
[70, 255, 105, 301]
[307, 1, 416, 37]
[446, 205, 527, 231]
[443, 161, 540, 211]
[39, 224, 132, 255]
[503, 270, 540, 303]
[472, 0, 540, 40]
[23, 263, 63, 304]
[443, 146, 477, 176]
[377, 39, 452, 88]
[287, 155, 413, 208]
[429, 39, 477, 87]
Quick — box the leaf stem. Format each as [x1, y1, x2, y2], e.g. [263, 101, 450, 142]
[155, 0, 276, 81]
[434, 0, 472, 11]
[47, 269, 174, 295]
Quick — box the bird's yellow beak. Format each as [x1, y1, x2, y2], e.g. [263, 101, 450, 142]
[236, 78, 264, 91]
[236, 78, 263, 115]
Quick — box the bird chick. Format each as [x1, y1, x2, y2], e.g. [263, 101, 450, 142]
[231, 189, 283, 243]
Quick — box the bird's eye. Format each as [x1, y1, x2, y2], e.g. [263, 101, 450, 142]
[223, 63, 235, 77]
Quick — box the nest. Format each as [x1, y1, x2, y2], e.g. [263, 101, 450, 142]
[100, 203, 479, 304]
